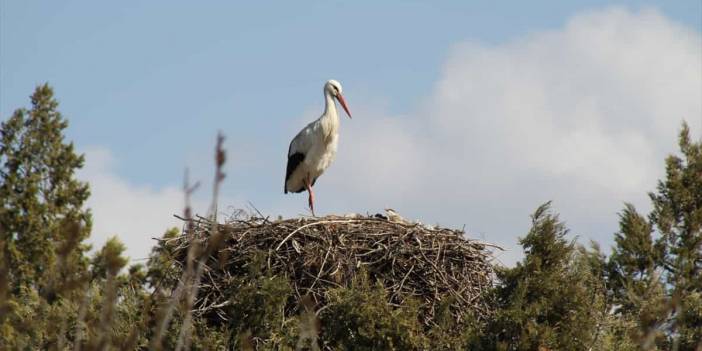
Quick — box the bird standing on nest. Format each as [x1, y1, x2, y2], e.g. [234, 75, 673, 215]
[284, 80, 352, 216]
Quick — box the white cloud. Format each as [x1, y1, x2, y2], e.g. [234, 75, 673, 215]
[318, 7, 701, 265]
[78, 147, 190, 263]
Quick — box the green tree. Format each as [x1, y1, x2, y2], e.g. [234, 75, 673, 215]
[1, 84, 94, 348]
[609, 204, 660, 312]
[650, 123, 702, 349]
[485, 203, 607, 350]
[321, 271, 429, 350]
[1, 83, 92, 293]
[607, 204, 668, 348]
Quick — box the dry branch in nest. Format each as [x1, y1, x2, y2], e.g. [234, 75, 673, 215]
[164, 209, 500, 329]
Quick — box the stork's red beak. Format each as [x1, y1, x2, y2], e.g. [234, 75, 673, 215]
[336, 93, 352, 119]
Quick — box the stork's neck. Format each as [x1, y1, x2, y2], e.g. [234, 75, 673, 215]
[323, 91, 338, 119]
[320, 91, 340, 133]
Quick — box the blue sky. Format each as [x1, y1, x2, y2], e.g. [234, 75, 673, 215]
[2, 1, 701, 264]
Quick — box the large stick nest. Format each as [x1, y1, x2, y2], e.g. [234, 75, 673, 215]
[166, 210, 499, 328]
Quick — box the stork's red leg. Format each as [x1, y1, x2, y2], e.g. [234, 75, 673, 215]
[304, 178, 315, 217]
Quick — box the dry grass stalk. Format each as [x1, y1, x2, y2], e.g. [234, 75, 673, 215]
[175, 132, 227, 351]
[152, 133, 227, 350]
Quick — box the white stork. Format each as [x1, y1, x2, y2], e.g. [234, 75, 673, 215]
[284, 79, 352, 216]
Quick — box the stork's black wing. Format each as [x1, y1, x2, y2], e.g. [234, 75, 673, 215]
[284, 152, 305, 193]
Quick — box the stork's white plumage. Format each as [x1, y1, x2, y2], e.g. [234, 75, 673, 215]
[285, 79, 352, 216]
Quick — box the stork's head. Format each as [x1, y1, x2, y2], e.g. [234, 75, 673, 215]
[325, 79, 352, 118]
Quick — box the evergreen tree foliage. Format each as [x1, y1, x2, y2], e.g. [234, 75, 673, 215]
[606, 122, 701, 350]
[609, 204, 659, 311]
[484, 202, 608, 351]
[607, 204, 669, 348]
[320, 270, 429, 350]
[1, 83, 91, 292]
[0, 84, 93, 348]
[649, 123, 702, 349]
[222, 252, 295, 349]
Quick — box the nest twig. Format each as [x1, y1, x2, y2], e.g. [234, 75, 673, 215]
[165, 210, 499, 328]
